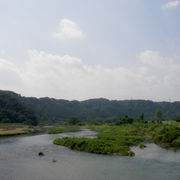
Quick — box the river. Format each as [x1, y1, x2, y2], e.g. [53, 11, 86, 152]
[0, 129, 180, 180]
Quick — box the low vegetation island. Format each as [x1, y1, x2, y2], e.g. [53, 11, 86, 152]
[54, 122, 180, 156]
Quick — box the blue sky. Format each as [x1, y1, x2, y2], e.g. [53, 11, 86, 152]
[0, 0, 180, 101]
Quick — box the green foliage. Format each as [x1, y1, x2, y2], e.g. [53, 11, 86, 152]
[140, 113, 144, 121]
[1, 90, 180, 124]
[173, 116, 180, 122]
[139, 144, 146, 149]
[54, 124, 147, 156]
[68, 116, 80, 125]
[42, 125, 80, 134]
[128, 151, 135, 157]
[45, 128, 67, 134]
[0, 128, 30, 136]
[172, 136, 180, 147]
[21, 95, 180, 123]
[155, 108, 163, 123]
[152, 125, 180, 147]
[0, 91, 38, 125]
[54, 122, 180, 156]
[115, 115, 134, 125]
[54, 137, 131, 156]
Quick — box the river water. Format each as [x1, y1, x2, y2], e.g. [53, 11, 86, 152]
[0, 129, 180, 180]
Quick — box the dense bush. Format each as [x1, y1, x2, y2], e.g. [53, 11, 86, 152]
[115, 115, 134, 125]
[152, 125, 180, 147]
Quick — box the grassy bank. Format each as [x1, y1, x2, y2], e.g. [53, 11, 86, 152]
[0, 129, 30, 136]
[42, 125, 80, 134]
[53, 122, 180, 156]
[0, 123, 81, 136]
[0, 123, 32, 136]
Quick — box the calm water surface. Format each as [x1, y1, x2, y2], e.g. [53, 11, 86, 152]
[0, 129, 180, 180]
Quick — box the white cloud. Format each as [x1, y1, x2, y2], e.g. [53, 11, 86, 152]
[0, 58, 22, 88]
[0, 50, 180, 101]
[139, 50, 177, 70]
[53, 19, 85, 40]
[162, 0, 180, 10]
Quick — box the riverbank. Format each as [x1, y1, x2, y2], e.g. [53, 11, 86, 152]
[41, 125, 80, 134]
[0, 124, 32, 136]
[0, 128, 31, 136]
[0, 123, 40, 136]
[0, 123, 81, 136]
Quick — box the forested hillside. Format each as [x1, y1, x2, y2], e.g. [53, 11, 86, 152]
[0, 91, 180, 123]
[0, 90, 180, 124]
[0, 91, 38, 125]
[21, 97, 180, 123]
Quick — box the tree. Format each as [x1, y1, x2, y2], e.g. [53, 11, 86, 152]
[116, 115, 134, 125]
[173, 116, 180, 122]
[155, 108, 163, 123]
[140, 113, 144, 122]
[68, 116, 80, 125]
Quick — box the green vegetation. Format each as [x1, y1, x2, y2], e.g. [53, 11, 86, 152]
[151, 124, 180, 148]
[23, 97, 180, 123]
[42, 125, 80, 134]
[1, 90, 180, 124]
[139, 144, 146, 149]
[0, 89, 180, 153]
[0, 128, 30, 136]
[173, 116, 180, 122]
[54, 122, 180, 156]
[54, 124, 145, 156]
[45, 128, 67, 134]
[155, 108, 163, 123]
[0, 125, 31, 136]
[68, 116, 80, 125]
[0, 90, 38, 125]
[115, 115, 134, 125]
[0, 123, 34, 136]
[54, 137, 132, 156]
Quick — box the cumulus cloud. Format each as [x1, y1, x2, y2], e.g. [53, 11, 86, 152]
[0, 58, 22, 88]
[139, 50, 177, 69]
[0, 50, 180, 101]
[162, 0, 180, 10]
[53, 19, 85, 40]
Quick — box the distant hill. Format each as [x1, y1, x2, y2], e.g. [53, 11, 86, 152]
[0, 90, 180, 124]
[0, 90, 38, 125]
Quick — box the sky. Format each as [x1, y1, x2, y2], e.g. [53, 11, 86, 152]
[0, 0, 180, 101]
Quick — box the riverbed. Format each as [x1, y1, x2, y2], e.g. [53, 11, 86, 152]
[0, 129, 180, 180]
